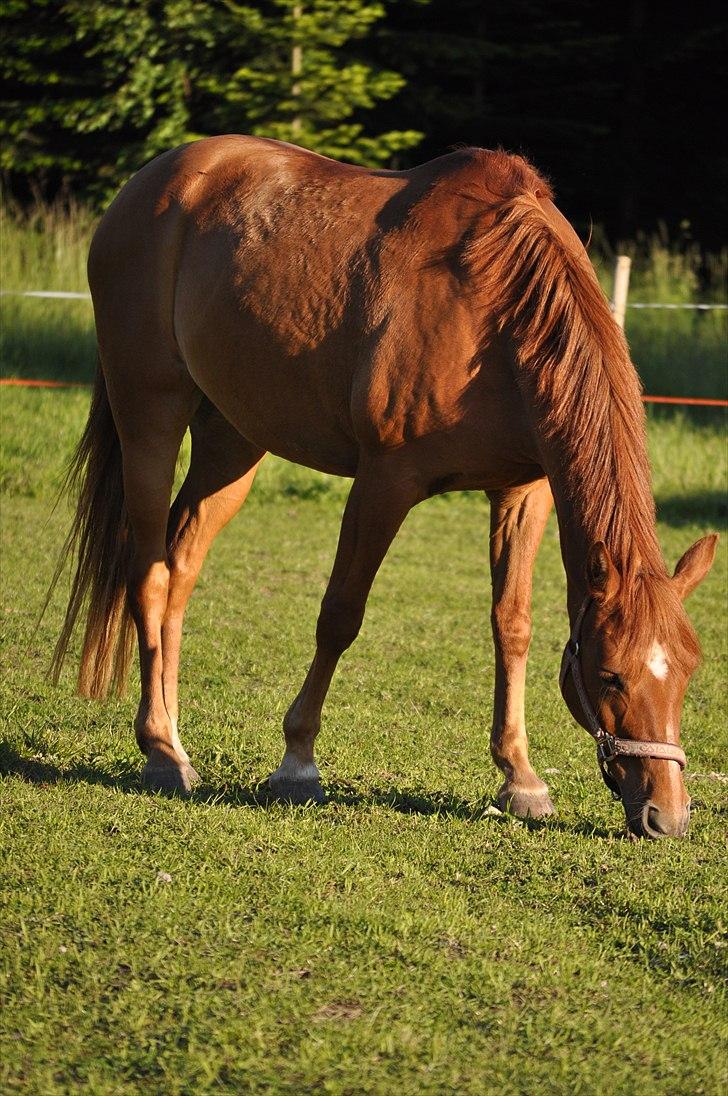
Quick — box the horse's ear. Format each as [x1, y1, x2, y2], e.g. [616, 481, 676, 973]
[672, 534, 718, 600]
[586, 542, 620, 601]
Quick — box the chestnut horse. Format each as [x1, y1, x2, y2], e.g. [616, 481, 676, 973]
[50, 136, 716, 837]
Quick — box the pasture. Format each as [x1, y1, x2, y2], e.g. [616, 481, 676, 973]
[1, 387, 727, 1093]
[1, 204, 727, 1092]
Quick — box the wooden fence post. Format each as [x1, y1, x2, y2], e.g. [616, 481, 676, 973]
[611, 254, 632, 329]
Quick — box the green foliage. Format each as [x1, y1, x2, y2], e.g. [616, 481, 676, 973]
[57, 0, 216, 175]
[0, 193, 93, 292]
[1, 0, 79, 176]
[2, 1, 726, 243]
[1, 389, 727, 1092]
[591, 228, 728, 401]
[214, 0, 421, 164]
[0, 194, 96, 381]
[0, 0, 421, 199]
[1, 1, 220, 191]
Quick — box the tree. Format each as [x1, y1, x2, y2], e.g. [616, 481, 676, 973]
[1, 0, 223, 197]
[209, 0, 422, 165]
[2, 0, 725, 243]
[1, 0, 421, 198]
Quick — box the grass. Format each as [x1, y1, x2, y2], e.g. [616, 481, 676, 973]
[0, 198, 97, 383]
[592, 226, 728, 401]
[1, 387, 727, 1093]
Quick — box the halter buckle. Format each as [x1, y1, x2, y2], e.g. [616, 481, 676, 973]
[596, 732, 617, 763]
[596, 734, 622, 800]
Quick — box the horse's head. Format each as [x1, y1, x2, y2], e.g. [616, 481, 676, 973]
[560, 536, 717, 838]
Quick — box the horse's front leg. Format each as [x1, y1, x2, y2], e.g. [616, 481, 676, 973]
[486, 479, 555, 818]
[268, 453, 421, 803]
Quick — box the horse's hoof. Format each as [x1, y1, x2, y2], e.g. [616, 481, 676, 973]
[267, 775, 325, 805]
[141, 761, 200, 795]
[267, 753, 325, 805]
[497, 783, 555, 819]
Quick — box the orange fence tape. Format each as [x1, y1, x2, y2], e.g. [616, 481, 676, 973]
[641, 395, 728, 407]
[1, 378, 89, 388]
[1, 377, 726, 406]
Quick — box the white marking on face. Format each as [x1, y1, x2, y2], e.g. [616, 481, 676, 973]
[647, 641, 669, 681]
[271, 751, 320, 784]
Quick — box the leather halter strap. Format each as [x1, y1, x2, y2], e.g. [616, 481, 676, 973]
[559, 597, 687, 799]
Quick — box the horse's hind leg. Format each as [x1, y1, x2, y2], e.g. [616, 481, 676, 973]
[269, 452, 422, 803]
[161, 400, 264, 752]
[111, 373, 202, 792]
[486, 478, 555, 818]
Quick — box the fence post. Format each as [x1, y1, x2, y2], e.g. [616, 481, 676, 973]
[611, 254, 631, 329]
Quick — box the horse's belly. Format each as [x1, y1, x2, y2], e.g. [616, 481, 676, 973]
[186, 348, 360, 477]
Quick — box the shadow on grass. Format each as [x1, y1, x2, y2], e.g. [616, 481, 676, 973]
[656, 490, 727, 529]
[0, 746, 140, 793]
[0, 744, 618, 837]
[324, 781, 617, 839]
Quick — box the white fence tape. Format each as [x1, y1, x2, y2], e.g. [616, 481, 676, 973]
[0, 290, 92, 300]
[1, 289, 726, 309]
[627, 302, 727, 311]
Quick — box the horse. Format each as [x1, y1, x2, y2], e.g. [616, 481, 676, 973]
[49, 135, 717, 838]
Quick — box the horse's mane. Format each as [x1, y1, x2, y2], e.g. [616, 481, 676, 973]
[465, 151, 700, 675]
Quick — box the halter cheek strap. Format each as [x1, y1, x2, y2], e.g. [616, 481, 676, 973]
[559, 597, 687, 800]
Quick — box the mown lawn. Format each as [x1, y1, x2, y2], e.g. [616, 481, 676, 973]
[1, 389, 726, 1094]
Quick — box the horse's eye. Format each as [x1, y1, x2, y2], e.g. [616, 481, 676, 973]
[600, 670, 624, 692]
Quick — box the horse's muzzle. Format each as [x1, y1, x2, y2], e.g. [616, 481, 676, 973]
[632, 800, 691, 839]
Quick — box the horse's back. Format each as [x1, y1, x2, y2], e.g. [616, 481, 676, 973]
[89, 134, 398, 298]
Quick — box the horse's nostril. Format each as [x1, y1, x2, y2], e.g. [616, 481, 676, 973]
[641, 801, 690, 838]
[646, 804, 668, 836]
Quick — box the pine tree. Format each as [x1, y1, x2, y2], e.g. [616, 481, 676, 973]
[213, 0, 422, 165]
[1, 0, 222, 196]
[1, 0, 421, 199]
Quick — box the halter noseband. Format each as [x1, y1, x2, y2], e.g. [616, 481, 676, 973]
[559, 597, 687, 800]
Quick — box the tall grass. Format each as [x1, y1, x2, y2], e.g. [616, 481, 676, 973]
[1, 196, 96, 381]
[592, 225, 727, 400]
[1, 196, 726, 395]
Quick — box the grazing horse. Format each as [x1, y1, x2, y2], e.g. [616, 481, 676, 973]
[50, 136, 716, 837]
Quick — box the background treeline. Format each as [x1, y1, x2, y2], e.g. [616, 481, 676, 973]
[2, 0, 727, 245]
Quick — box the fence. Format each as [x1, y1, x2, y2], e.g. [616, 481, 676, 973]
[607, 255, 727, 406]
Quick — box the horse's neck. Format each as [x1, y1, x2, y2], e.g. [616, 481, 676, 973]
[547, 480, 597, 615]
[544, 444, 656, 622]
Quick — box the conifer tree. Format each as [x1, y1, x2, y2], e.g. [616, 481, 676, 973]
[1, 0, 421, 197]
[1, 0, 220, 193]
[212, 0, 421, 164]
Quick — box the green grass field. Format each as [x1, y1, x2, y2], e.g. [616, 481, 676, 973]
[1, 386, 727, 1094]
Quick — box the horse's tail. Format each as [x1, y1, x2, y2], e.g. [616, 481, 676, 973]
[46, 361, 135, 699]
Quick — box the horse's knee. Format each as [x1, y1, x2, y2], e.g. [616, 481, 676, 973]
[316, 593, 364, 653]
[491, 604, 531, 659]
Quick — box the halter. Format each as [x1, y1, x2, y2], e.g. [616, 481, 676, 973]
[559, 597, 687, 800]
